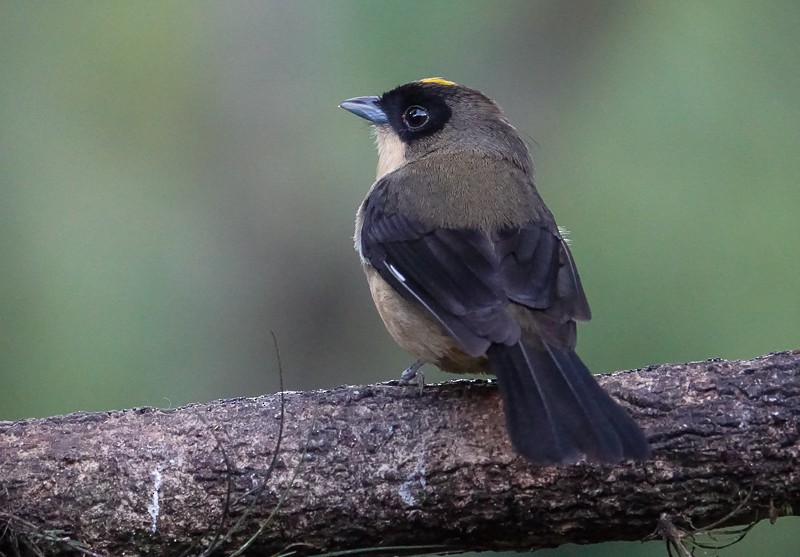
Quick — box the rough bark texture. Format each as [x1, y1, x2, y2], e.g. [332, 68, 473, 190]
[1, 350, 799, 556]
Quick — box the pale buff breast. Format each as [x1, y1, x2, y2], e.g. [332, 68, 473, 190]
[363, 265, 490, 374]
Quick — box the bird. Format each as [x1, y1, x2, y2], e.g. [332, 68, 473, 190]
[339, 77, 650, 465]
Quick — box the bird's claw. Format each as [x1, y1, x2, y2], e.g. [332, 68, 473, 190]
[399, 360, 425, 395]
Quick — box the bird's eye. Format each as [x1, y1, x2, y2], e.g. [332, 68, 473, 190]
[402, 105, 429, 130]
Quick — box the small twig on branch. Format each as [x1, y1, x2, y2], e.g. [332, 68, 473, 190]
[650, 483, 757, 556]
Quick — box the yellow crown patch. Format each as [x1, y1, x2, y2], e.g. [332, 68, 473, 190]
[418, 77, 457, 86]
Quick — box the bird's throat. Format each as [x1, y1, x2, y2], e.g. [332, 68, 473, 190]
[374, 127, 407, 179]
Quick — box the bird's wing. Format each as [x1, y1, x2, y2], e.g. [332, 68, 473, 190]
[360, 180, 514, 357]
[360, 176, 590, 357]
[495, 225, 591, 322]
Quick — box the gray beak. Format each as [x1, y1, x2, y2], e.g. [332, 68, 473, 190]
[339, 96, 388, 125]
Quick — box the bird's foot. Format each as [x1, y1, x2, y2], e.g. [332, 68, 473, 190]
[399, 360, 425, 394]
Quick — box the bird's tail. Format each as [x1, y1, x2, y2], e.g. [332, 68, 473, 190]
[487, 340, 650, 464]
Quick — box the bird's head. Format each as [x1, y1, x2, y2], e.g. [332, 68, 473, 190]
[340, 78, 532, 178]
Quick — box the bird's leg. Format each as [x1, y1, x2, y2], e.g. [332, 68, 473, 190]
[399, 360, 425, 394]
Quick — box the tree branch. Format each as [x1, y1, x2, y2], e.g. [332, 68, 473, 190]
[2, 350, 799, 556]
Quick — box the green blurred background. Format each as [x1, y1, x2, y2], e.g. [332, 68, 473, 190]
[1, 1, 798, 555]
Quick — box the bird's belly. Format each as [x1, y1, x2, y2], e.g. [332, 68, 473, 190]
[364, 266, 490, 374]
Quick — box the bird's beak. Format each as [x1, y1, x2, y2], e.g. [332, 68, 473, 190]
[339, 96, 388, 125]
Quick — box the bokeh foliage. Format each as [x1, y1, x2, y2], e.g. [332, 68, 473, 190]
[1, 2, 798, 555]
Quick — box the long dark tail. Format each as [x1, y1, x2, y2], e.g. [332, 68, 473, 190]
[487, 340, 650, 464]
